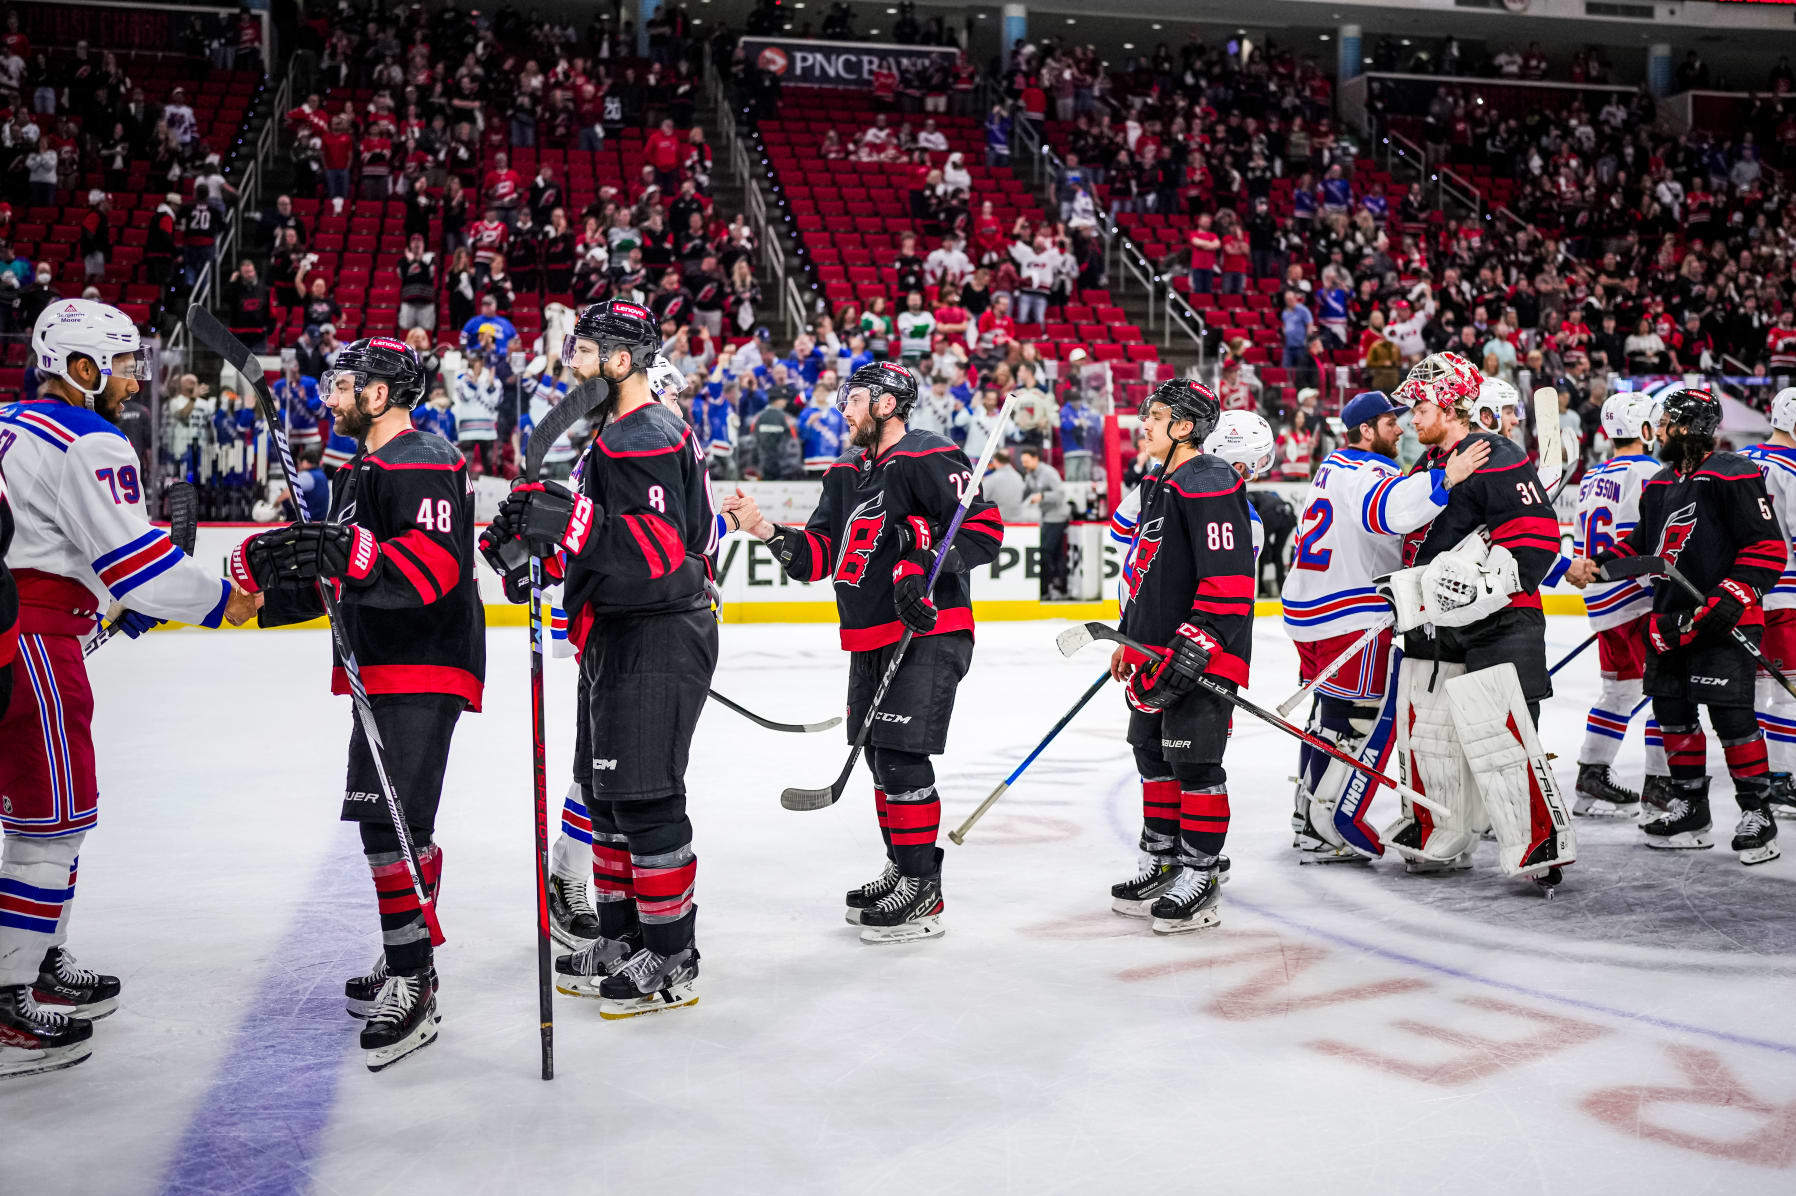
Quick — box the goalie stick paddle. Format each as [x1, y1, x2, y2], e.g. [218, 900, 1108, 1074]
[708, 689, 842, 734]
[1056, 622, 1451, 818]
[186, 305, 449, 963]
[1533, 385, 1566, 498]
[84, 481, 200, 657]
[780, 391, 1021, 812]
[1599, 556, 1796, 702]
[949, 669, 1110, 845]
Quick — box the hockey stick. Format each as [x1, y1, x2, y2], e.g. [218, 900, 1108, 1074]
[780, 391, 1021, 812]
[1273, 617, 1393, 718]
[1056, 621, 1451, 817]
[1548, 631, 1599, 677]
[84, 481, 200, 656]
[708, 689, 842, 733]
[187, 304, 447, 955]
[948, 670, 1110, 845]
[1533, 386, 1566, 498]
[1598, 556, 1796, 702]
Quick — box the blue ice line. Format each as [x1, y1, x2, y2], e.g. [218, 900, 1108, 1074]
[1098, 772, 1796, 1058]
[158, 838, 371, 1196]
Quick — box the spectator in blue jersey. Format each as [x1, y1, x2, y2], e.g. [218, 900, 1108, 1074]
[799, 389, 848, 475]
[1281, 289, 1315, 369]
[282, 446, 332, 521]
[1316, 266, 1352, 348]
[412, 386, 457, 442]
[984, 104, 1012, 168]
[780, 331, 825, 386]
[691, 377, 738, 478]
[271, 359, 323, 459]
[1058, 386, 1104, 482]
[1360, 181, 1389, 225]
[834, 331, 874, 378]
[460, 294, 518, 362]
[1319, 164, 1353, 215]
[1291, 171, 1318, 224]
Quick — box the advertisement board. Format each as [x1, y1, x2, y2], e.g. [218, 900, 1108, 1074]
[739, 36, 959, 89]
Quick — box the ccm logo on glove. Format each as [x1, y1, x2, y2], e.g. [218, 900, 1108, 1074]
[562, 495, 596, 555]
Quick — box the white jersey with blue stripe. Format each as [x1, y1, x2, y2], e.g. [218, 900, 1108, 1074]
[0, 400, 230, 627]
[1280, 448, 1451, 641]
[1113, 467, 1261, 611]
[1574, 451, 1660, 630]
[1740, 442, 1796, 611]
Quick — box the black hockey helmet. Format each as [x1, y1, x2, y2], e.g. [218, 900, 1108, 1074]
[326, 336, 427, 409]
[1143, 378, 1221, 445]
[567, 299, 661, 374]
[838, 360, 919, 420]
[1660, 385, 1722, 440]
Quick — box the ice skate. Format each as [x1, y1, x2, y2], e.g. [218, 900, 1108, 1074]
[360, 972, 440, 1072]
[1733, 805, 1780, 866]
[346, 954, 439, 1020]
[1768, 772, 1796, 820]
[554, 929, 643, 998]
[1573, 763, 1640, 818]
[32, 947, 119, 1019]
[1641, 786, 1713, 850]
[597, 946, 700, 1018]
[1111, 853, 1178, 916]
[0, 985, 93, 1080]
[1640, 774, 1677, 813]
[858, 873, 945, 944]
[548, 874, 601, 949]
[843, 859, 901, 926]
[1149, 866, 1222, 935]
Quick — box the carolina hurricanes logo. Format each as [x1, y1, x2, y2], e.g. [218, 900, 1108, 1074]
[1127, 516, 1165, 598]
[1656, 501, 1698, 567]
[835, 492, 885, 586]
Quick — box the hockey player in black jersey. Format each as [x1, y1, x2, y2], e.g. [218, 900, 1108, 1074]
[230, 337, 485, 1070]
[1378, 352, 1574, 888]
[727, 361, 1004, 943]
[487, 300, 717, 1015]
[1106, 379, 1255, 934]
[1568, 387, 1785, 865]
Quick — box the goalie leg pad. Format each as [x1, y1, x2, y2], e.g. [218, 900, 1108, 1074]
[1385, 656, 1482, 863]
[1446, 663, 1576, 879]
[1300, 694, 1392, 860]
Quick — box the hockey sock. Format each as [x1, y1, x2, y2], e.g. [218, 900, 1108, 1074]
[0, 831, 82, 987]
[616, 796, 696, 956]
[552, 781, 595, 883]
[1657, 714, 1707, 783]
[1131, 746, 1180, 851]
[361, 825, 440, 977]
[586, 800, 639, 940]
[1716, 706, 1772, 805]
[53, 855, 77, 937]
[1175, 764, 1229, 865]
[1580, 676, 1644, 767]
[1645, 718, 1668, 775]
[1756, 675, 1796, 775]
[873, 750, 941, 877]
[874, 788, 893, 857]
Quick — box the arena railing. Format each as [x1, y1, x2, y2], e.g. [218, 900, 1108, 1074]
[711, 62, 803, 339]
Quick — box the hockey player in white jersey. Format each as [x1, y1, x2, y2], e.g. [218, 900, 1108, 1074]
[1740, 386, 1796, 820]
[1569, 392, 1668, 816]
[1279, 391, 1489, 861]
[0, 300, 256, 1078]
[1473, 376, 1522, 442]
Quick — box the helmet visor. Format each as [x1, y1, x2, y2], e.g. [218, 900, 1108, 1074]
[108, 347, 151, 382]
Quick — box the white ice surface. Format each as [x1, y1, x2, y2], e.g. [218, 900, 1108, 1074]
[6, 617, 1796, 1195]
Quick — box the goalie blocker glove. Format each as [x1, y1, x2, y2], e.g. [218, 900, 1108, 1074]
[1126, 623, 1220, 712]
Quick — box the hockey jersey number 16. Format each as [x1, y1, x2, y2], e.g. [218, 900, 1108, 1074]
[1574, 452, 1660, 630]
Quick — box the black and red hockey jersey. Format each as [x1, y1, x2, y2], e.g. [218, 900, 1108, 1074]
[1602, 450, 1785, 623]
[556, 399, 717, 648]
[1403, 430, 1560, 608]
[259, 427, 487, 710]
[1117, 452, 1255, 687]
[777, 428, 1003, 651]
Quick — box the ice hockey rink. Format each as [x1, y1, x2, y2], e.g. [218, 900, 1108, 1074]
[7, 617, 1794, 1195]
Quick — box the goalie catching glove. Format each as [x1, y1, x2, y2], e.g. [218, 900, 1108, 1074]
[230, 523, 380, 592]
[493, 480, 601, 559]
[1125, 623, 1220, 713]
[1649, 577, 1756, 654]
[1381, 539, 1519, 632]
[891, 515, 939, 634]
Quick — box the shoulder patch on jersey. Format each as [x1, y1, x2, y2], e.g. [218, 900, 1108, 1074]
[596, 402, 690, 457]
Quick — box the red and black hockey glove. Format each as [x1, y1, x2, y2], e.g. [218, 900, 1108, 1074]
[495, 481, 600, 559]
[230, 523, 379, 591]
[1125, 623, 1219, 713]
[1649, 577, 1755, 654]
[478, 524, 534, 603]
[892, 515, 939, 634]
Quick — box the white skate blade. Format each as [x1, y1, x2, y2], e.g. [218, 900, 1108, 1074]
[345, 997, 376, 1019]
[1405, 852, 1474, 875]
[1150, 906, 1222, 935]
[1644, 832, 1713, 850]
[1573, 796, 1640, 818]
[1739, 842, 1782, 866]
[1297, 845, 1369, 865]
[598, 984, 699, 1019]
[555, 975, 607, 999]
[364, 1002, 440, 1073]
[34, 993, 117, 1020]
[859, 916, 944, 944]
[0, 1039, 93, 1080]
[1111, 897, 1155, 918]
[550, 925, 598, 951]
[843, 907, 867, 926]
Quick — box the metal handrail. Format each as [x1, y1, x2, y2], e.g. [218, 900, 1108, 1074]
[712, 62, 801, 338]
[1163, 289, 1205, 362]
[1435, 164, 1482, 222]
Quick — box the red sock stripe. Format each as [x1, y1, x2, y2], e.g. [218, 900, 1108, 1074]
[1724, 735, 1770, 778]
[591, 844, 635, 898]
[1663, 727, 1707, 771]
[886, 796, 941, 847]
[1178, 788, 1231, 833]
[369, 859, 422, 916]
[1142, 779, 1181, 820]
[632, 857, 697, 920]
[875, 788, 889, 829]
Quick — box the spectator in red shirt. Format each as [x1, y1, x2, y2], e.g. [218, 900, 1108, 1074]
[933, 283, 974, 348]
[285, 93, 332, 138]
[359, 128, 394, 200]
[1216, 359, 1256, 413]
[871, 66, 898, 107]
[468, 207, 509, 283]
[1768, 308, 1796, 371]
[974, 293, 1015, 362]
[646, 117, 684, 191]
[1219, 225, 1250, 294]
[1187, 212, 1220, 294]
[484, 150, 522, 226]
[320, 114, 354, 201]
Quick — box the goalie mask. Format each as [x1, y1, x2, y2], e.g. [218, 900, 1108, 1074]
[1204, 410, 1275, 479]
[1395, 352, 1482, 420]
[1600, 391, 1660, 447]
[1472, 376, 1520, 434]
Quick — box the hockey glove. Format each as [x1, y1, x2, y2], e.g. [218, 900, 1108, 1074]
[478, 524, 534, 603]
[892, 515, 939, 634]
[115, 609, 163, 639]
[495, 481, 600, 559]
[894, 514, 965, 572]
[229, 523, 380, 592]
[1649, 577, 1755, 654]
[1125, 623, 1219, 713]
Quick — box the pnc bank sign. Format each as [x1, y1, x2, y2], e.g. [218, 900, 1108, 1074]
[740, 37, 958, 88]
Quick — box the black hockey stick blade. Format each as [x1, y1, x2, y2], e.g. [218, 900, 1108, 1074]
[166, 480, 200, 556]
[1597, 556, 1667, 582]
[186, 303, 266, 384]
[709, 688, 842, 734]
[524, 376, 611, 483]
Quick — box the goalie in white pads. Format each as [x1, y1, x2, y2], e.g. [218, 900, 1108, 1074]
[1739, 386, 1796, 821]
[1379, 353, 1576, 889]
[1567, 393, 1670, 815]
[1280, 392, 1489, 863]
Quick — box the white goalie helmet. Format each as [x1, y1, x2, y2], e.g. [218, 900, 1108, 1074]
[32, 299, 149, 404]
[1394, 351, 1483, 418]
[1204, 409, 1276, 479]
[1472, 376, 1520, 432]
[1600, 391, 1661, 445]
[1772, 386, 1796, 435]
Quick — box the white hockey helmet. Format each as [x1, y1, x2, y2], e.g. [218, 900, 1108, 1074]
[31, 299, 148, 404]
[1204, 409, 1276, 479]
[1772, 386, 1796, 435]
[1600, 391, 1660, 445]
[1472, 376, 1521, 431]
